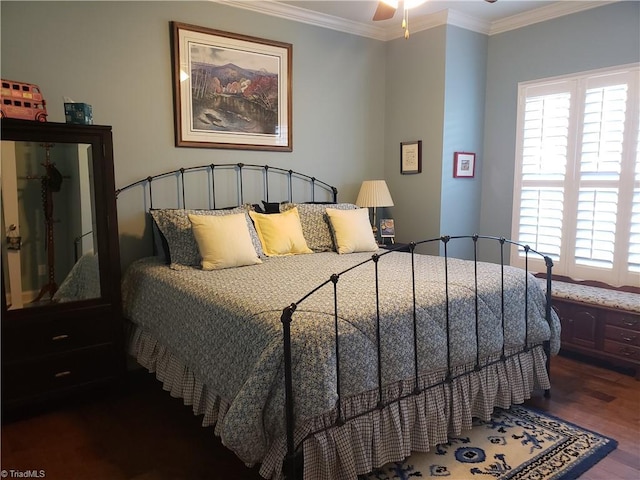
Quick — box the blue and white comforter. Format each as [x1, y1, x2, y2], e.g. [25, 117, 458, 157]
[122, 251, 560, 466]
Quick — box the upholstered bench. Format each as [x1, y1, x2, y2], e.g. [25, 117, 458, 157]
[536, 276, 640, 377]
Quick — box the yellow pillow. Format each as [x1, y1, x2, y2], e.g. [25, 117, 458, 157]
[325, 208, 378, 254]
[188, 213, 262, 270]
[248, 207, 313, 256]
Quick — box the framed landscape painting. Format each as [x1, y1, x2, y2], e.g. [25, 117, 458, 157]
[171, 22, 292, 151]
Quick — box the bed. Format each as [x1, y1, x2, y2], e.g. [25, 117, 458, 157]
[116, 164, 560, 480]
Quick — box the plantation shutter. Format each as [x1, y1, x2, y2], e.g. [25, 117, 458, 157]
[512, 65, 639, 286]
[630, 119, 640, 273]
[514, 84, 571, 262]
[574, 82, 627, 269]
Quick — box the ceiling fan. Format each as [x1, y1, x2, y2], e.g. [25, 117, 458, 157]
[373, 0, 498, 38]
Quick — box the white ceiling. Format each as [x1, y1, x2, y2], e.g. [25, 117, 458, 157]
[221, 0, 616, 40]
[284, 0, 556, 24]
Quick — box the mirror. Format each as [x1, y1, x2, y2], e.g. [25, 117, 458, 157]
[1, 139, 100, 309]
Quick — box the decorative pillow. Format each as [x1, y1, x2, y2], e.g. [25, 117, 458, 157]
[325, 208, 378, 254]
[150, 207, 265, 268]
[280, 202, 358, 252]
[261, 200, 282, 214]
[248, 207, 313, 256]
[150, 215, 169, 262]
[188, 213, 262, 270]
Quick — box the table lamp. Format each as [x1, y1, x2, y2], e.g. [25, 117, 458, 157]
[355, 180, 394, 240]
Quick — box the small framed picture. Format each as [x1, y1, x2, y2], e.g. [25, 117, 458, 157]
[380, 218, 395, 238]
[401, 141, 422, 175]
[454, 152, 476, 178]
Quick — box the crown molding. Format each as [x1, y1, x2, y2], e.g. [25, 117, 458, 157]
[216, 0, 388, 40]
[383, 9, 448, 40]
[445, 9, 492, 35]
[489, 1, 618, 35]
[383, 9, 491, 40]
[213, 1, 617, 41]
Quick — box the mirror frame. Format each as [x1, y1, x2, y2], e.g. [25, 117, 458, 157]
[1, 119, 121, 319]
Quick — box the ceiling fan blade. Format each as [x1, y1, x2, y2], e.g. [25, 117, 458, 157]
[373, 2, 396, 21]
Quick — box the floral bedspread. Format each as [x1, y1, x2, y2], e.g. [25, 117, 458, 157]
[121, 251, 560, 467]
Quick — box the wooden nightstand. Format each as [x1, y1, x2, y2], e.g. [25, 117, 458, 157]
[379, 243, 410, 252]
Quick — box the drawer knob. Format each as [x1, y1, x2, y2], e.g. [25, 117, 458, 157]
[618, 348, 637, 357]
[619, 333, 637, 342]
[623, 319, 638, 327]
[51, 334, 70, 342]
[54, 370, 72, 378]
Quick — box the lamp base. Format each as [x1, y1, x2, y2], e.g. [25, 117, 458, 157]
[372, 226, 383, 246]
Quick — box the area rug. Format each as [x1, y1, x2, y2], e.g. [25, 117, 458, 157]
[359, 405, 617, 480]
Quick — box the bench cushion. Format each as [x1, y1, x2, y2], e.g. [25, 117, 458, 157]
[537, 278, 640, 313]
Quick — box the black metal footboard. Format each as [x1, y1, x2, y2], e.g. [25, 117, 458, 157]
[280, 235, 554, 480]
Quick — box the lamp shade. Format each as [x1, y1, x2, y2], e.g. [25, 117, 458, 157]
[355, 180, 394, 208]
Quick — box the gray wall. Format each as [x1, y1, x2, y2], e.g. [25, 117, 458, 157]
[383, 24, 488, 259]
[440, 25, 488, 259]
[384, 26, 447, 256]
[2, 1, 638, 268]
[480, 1, 640, 263]
[0, 1, 386, 267]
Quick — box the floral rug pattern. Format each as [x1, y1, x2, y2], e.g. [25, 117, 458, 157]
[359, 405, 617, 480]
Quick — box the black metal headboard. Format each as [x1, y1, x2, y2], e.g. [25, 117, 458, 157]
[115, 163, 338, 209]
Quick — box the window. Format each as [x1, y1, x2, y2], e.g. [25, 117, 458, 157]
[511, 64, 639, 287]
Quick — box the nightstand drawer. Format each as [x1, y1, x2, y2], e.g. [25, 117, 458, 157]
[605, 312, 640, 331]
[2, 314, 114, 361]
[603, 340, 640, 361]
[2, 346, 118, 403]
[605, 325, 640, 346]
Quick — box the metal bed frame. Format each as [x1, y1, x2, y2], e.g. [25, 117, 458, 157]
[115, 162, 338, 208]
[280, 235, 553, 479]
[116, 164, 554, 480]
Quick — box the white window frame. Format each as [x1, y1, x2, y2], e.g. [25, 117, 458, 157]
[511, 63, 640, 287]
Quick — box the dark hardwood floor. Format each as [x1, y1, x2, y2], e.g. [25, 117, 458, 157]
[1, 354, 638, 480]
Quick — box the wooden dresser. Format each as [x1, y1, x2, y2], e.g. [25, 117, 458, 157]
[1, 119, 125, 415]
[547, 277, 639, 377]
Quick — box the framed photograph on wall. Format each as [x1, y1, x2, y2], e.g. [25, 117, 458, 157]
[400, 141, 422, 174]
[453, 152, 476, 178]
[171, 22, 292, 151]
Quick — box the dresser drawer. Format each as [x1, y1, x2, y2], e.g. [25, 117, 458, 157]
[603, 339, 640, 362]
[605, 325, 640, 346]
[2, 313, 114, 361]
[605, 312, 640, 331]
[2, 345, 119, 403]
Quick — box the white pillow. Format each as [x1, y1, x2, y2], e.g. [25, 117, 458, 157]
[325, 208, 378, 254]
[188, 213, 262, 270]
[249, 207, 313, 256]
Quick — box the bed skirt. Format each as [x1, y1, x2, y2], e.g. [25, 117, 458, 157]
[127, 323, 551, 480]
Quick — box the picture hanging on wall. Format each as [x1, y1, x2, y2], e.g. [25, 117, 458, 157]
[453, 152, 476, 178]
[171, 22, 292, 151]
[400, 140, 422, 174]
